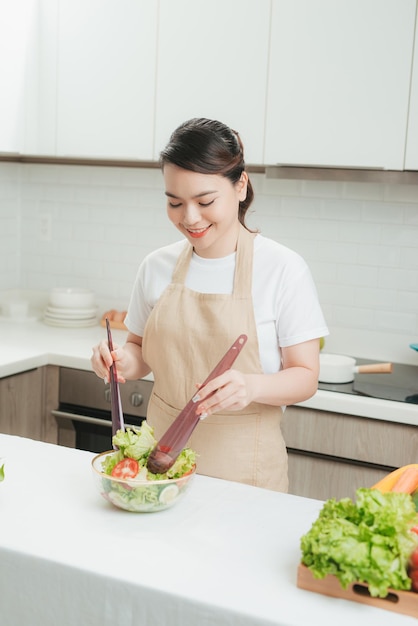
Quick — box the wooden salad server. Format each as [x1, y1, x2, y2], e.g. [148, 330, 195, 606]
[146, 334, 248, 475]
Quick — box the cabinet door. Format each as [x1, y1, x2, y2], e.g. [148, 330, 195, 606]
[56, 0, 158, 159]
[287, 453, 388, 501]
[282, 405, 418, 500]
[0, 369, 43, 440]
[282, 406, 418, 469]
[27, 0, 59, 155]
[0, 0, 37, 154]
[265, 0, 416, 169]
[155, 0, 270, 164]
[405, 17, 418, 170]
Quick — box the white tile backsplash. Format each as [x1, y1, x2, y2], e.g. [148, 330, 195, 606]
[0, 165, 20, 289]
[1, 162, 418, 365]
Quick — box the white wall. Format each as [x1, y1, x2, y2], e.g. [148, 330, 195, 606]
[0, 161, 417, 365]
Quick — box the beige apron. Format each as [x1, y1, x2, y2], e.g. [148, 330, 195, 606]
[142, 225, 288, 492]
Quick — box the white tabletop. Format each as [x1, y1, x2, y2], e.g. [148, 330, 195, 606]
[0, 434, 416, 626]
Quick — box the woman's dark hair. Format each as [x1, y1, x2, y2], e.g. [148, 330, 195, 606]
[160, 118, 255, 230]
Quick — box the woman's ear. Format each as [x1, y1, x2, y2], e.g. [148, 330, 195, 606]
[237, 171, 248, 201]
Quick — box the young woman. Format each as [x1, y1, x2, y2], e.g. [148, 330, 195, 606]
[91, 118, 328, 491]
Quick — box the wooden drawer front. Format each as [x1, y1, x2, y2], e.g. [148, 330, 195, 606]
[288, 452, 388, 501]
[282, 406, 418, 469]
[0, 369, 43, 440]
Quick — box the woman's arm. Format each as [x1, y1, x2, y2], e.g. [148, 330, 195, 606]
[193, 338, 320, 417]
[91, 332, 151, 382]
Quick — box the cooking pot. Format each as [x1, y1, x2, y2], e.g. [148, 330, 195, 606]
[319, 353, 393, 384]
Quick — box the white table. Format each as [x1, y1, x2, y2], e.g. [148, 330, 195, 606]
[0, 434, 416, 625]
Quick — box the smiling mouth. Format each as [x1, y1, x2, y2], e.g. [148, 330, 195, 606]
[185, 225, 212, 238]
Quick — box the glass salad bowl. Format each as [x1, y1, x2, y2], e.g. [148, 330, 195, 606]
[91, 450, 196, 513]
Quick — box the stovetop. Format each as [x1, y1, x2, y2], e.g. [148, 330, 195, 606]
[317, 358, 418, 404]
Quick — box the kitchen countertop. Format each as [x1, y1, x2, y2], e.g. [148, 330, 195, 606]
[0, 317, 126, 376]
[0, 317, 417, 426]
[0, 433, 416, 626]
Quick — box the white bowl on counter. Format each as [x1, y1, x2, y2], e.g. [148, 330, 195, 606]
[49, 288, 96, 310]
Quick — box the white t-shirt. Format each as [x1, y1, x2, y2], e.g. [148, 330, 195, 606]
[125, 234, 329, 374]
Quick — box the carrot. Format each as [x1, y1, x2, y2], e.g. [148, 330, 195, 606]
[371, 464, 418, 493]
[391, 467, 418, 494]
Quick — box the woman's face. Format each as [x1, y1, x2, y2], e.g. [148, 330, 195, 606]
[163, 164, 248, 258]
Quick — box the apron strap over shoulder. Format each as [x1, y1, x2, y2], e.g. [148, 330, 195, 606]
[172, 242, 193, 284]
[233, 226, 256, 298]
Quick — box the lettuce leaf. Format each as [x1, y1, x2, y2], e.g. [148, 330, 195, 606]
[147, 447, 197, 480]
[301, 488, 418, 597]
[112, 421, 156, 462]
[101, 449, 123, 475]
[102, 422, 197, 481]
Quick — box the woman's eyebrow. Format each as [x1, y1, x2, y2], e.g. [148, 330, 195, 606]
[165, 190, 217, 199]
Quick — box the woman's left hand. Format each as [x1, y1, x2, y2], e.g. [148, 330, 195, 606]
[193, 339, 321, 416]
[193, 369, 254, 417]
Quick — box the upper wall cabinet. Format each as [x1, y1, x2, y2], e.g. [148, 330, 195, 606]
[5, 0, 418, 171]
[27, 0, 58, 155]
[405, 15, 418, 170]
[264, 0, 417, 170]
[0, 0, 38, 154]
[54, 0, 158, 160]
[154, 0, 271, 164]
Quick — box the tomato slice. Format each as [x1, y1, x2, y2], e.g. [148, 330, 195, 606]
[410, 547, 418, 569]
[111, 458, 139, 479]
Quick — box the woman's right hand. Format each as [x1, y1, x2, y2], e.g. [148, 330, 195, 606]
[91, 333, 150, 383]
[91, 339, 126, 383]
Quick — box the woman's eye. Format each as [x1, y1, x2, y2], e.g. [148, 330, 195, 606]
[168, 201, 182, 208]
[199, 200, 215, 207]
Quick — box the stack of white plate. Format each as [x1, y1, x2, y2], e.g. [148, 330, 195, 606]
[43, 288, 98, 328]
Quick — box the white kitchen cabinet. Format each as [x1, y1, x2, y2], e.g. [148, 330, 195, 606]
[0, 0, 38, 154]
[55, 0, 158, 159]
[0, 0, 59, 157]
[6, 0, 418, 171]
[26, 0, 59, 156]
[265, 0, 417, 170]
[405, 14, 418, 170]
[154, 0, 271, 164]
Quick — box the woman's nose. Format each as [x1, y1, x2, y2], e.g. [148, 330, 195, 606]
[183, 203, 201, 225]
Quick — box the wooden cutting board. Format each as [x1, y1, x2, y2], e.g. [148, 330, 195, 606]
[297, 563, 418, 618]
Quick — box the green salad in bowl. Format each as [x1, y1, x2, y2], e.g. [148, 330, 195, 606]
[91, 422, 197, 513]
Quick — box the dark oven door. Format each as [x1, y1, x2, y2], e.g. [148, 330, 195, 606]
[51, 367, 153, 453]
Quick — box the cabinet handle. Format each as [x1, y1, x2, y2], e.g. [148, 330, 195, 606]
[51, 410, 141, 432]
[51, 410, 110, 428]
